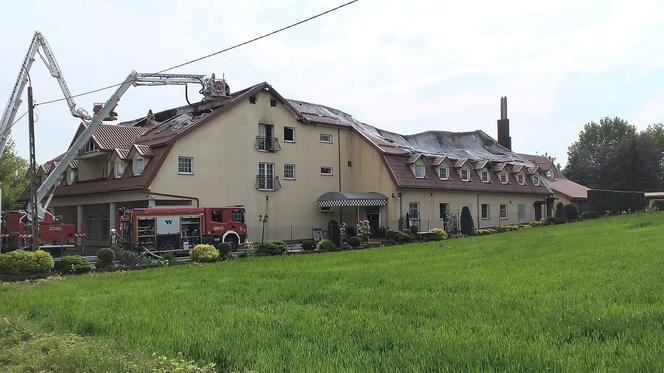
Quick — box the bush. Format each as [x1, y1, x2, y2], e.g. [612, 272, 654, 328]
[385, 228, 396, 241]
[409, 225, 419, 237]
[317, 239, 338, 251]
[189, 244, 220, 263]
[460, 206, 475, 235]
[429, 228, 448, 241]
[216, 242, 232, 259]
[401, 228, 414, 238]
[96, 248, 115, 267]
[374, 226, 387, 238]
[580, 210, 600, 220]
[256, 240, 288, 256]
[555, 202, 565, 219]
[588, 189, 646, 214]
[348, 236, 363, 248]
[394, 231, 413, 243]
[54, 255, 93, 274]
[476, 228, 497, 236]
[0, 250, 54, 275]
[564, 204, 579, 221]
[302, 240, 316, 251]
[546, 216, 566, 225]
[328, 220, 341, 247]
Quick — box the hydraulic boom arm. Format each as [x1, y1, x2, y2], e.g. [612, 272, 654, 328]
[0, 31, 90, 156]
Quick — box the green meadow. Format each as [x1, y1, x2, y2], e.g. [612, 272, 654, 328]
[2, 213, 663, 372]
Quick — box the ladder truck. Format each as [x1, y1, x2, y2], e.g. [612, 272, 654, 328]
[0, 31, 230, 251]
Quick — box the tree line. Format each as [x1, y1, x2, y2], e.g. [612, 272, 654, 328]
[564, 117, 664, 191]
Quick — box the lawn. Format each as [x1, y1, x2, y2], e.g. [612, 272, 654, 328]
[2, 213, 664, 372]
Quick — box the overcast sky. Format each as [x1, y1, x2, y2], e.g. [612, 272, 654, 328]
[1, 0, 663, 166]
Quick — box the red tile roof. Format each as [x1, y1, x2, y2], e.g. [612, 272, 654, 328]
[520, 154, 588, 200]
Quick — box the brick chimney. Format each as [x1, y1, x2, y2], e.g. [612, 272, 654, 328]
[497, 96, 511, 149]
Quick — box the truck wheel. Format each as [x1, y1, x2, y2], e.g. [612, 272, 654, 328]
[224, 235, 239, 251]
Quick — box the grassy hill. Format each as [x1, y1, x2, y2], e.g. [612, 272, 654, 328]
[2, 213, 664, 372]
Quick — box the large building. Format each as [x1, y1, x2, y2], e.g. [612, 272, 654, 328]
[37, 81, 578, 247]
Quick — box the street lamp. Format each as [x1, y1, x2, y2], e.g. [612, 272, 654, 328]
[258, 214, 269, 243]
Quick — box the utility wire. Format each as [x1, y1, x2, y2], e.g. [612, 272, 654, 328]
[34, 0, 359, 107]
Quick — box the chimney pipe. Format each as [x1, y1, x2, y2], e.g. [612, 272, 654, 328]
[497, 96, 511, 149]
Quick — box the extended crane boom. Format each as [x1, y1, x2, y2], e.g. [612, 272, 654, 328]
[0, 31, 90, 156]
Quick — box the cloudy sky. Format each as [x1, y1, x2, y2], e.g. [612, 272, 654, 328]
[1, 0, 663, 166]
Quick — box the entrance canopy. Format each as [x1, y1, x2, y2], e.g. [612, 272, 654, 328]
[317, 192, 388, 207]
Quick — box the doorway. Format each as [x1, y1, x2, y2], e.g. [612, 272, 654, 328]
[366, 206, 380, 235]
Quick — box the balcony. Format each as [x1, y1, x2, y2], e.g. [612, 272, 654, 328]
[255, 175, 281, 191]
[255, 136, 281, 152]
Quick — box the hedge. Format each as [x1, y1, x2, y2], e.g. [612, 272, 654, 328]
[588, 189, 646, 214]
[0, 250, 55, 275]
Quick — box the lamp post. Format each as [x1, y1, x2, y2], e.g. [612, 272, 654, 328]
[258, 214, 269, 244]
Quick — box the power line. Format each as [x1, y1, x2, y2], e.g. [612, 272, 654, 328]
[34, 0, 359, 108]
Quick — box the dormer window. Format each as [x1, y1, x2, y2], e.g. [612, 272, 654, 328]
[517, 174, 525, 185]
[500, 172, 508, 184]
[414, 164, 425, 179]
[438, 167, 448, 180]
[81, 139, 97, 153]
[461, 169, 470, 181]
[114, 161, 125, 179]
[134, 158, 144, 176]
[480, 170, 489, 182]
[533, 175, 541, 186]
[546, 170, 554, 179]
[66, 169, 77, 185]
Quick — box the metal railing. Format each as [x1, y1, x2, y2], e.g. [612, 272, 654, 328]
[255, 175, 281, 191]
[255, 136, 281, 152]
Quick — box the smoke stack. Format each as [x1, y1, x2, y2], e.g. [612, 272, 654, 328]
[497, 96, 511, 149]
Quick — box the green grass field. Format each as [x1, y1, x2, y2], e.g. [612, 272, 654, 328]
[2, 213, 664, 372]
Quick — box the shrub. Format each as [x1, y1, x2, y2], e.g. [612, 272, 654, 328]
[189, 244, 220, 263]
[317, 239, 338, 251]
[580, 210, 600, 220]
[302, 240, 316, 251]
[385, 228, 396, 241]
[96, 248, 115, 267]
[564, 204, 579, 221]
[256, 240, 288, 256]
[409, 225, 419, 237]
[401, 228, 414, 238]
[216, 242, 232, 259]
[0, 250, 54, 275]
[348, 236, 363, 248]
[54, 255, 93, 274]
[555, 202, 565, 219]
[476, 228, 497, 236]
[374, 226, 387, 238]
[546, 216, 566, 225]
[588, 189, 646, 214]
[460, 206, 475, 235]
[430, 228, 447, 241]
[530, 220, 546, 226]
[394, 231, 413, 243]
[328, 220, 341, 247]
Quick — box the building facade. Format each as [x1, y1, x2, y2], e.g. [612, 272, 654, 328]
[37, 82, 566, 247]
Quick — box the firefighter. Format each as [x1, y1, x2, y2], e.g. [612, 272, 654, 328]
[110, 228, 118, 246]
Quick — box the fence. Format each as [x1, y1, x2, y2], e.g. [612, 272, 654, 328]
[588, 189, 646, 213]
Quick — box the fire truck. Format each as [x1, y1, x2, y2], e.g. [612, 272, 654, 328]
[1, 210, 84, 251]
[119, 206, 246, 253]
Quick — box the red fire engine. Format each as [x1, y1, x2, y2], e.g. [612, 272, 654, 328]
[119, 206, 246, 253]
[1, 210, 84, 251]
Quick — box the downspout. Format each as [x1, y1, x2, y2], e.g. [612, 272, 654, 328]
[337, 128, 342, 223]
[476, 193, 481, 231]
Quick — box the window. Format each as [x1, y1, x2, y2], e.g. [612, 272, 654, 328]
[518, 204, 526, 220]
[114, 161, 124, 178]
[414, 164, 425, 179]
[270, 98, 277, 107]
[249, 95, 256, 104]
[178, 156, 193, 174]
[232, 210, 244, 222]
[134, 158, 144, 176]
[499, 204, 508, 220]
[481, 170, 489, 182]
[258, 163, 275, 190]
[439, 203, 449, 219]
[546, 170, 554, 178]
[438, 167, 448, 180]
[284, 127, 295, 142]
[66, 169, 77, 185]
[481, 204, 490, 220]
[347, 161, 352, 167]
[320, 166, 333, 176]
[408, 202, 420, 220]
[284, 163, 295, 180]
[257, 123, 275, 151]
[211, 210, 223, 223]
[500, 172, 508, 184]
[533, 175, 541, 186]
[320, 133, 333, 143]
[517, 174, 525, 185]
[461, 169, 469, 181]
[81, 139, 97, 153]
